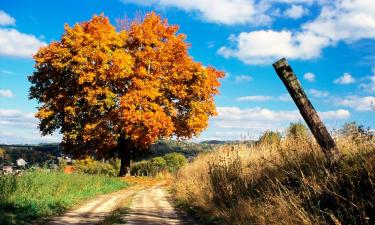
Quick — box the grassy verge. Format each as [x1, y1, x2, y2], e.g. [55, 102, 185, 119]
[174, 125, 375, 225]
[0, 170, 128, 225]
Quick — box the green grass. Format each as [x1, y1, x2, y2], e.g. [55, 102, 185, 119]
[0, 170, 128, 225]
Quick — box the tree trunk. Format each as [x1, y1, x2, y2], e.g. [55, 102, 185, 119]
[118, 136, 131, 177]
[272, 58, 341, 167]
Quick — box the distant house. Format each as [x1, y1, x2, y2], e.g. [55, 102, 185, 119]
[16, 158, 27, 167]
[2, 165, 13, 174]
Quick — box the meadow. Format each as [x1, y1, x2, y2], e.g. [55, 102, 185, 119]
[174, 123, 375, 225]
[0, 170, 128, 225]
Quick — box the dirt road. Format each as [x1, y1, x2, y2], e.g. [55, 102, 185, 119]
[125, 184, 195, 225]
[46, 183, 195, 225]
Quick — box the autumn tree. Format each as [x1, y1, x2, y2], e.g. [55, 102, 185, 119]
[29, 13, 224, 176]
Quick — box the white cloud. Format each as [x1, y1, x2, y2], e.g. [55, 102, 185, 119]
[334, 72, 355, 84]
[336, 96, 375, 111]
[273, 0, 314, 4]
[213, 106, 350, 129]
[278, 93, 293, 101]
[360, 75, 375, 93]
[234, 75, 253, 83]
[122, 0, 271, 25]
[303, 0, 375, 43]
[0, 109, 36, 128]
[236, 94, 295, 102]
[0, 109, 62, 144]
[319, 109, 351, 120]
[0, 28, 47, 57]
[0, 89, 15, 98]
[218, 30, 330, 64]
[284, 5, 308, 19]
[236, 95, 273, 101]
[0, 10, 15, 26]
[308, 88, 329, 98]
[303, 72, 315, 82]
[218, 0, 375, 64]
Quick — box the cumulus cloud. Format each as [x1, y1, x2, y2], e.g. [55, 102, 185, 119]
[273, 0, 314, 4]
[308, 88, 329, 98]
[236, 94, 295, 102]
[213, 106, 350, 129]
[122, 0, 271, 25]
[218, 30, 330, 64]
[0, 109, 36, 128]
[234, 75, 253, 83]
[335, 96, 375, 111]
[0, 109, 61, 144]
[0, 10, 46, 58]
[0, 10, 15, 26]
[278, 93, 293, 101]
[0, 28, 47, 57]
[303, 72, 315, 82]
[334, 72, 355, 84]
[236, 95, 273, 101]
[0, 89, 14, 98]
[218, 0, 375, 64]
[360, 75, 375, 93]
[284, 5, 309, 19]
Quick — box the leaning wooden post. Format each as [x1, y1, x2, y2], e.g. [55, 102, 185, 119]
[272, 58, 341, 166]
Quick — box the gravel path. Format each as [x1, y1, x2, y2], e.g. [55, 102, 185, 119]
[46, 183, 195, 225]
[124, 185, 195, 225]
[46, 186, 142, 225]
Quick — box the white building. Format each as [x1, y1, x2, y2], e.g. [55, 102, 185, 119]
[16, 158, 27, 167]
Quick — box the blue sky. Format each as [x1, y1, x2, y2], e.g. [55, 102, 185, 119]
[0, 0, 374, 144]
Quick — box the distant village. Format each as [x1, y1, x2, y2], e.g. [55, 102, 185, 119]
[0, 144, 72, 175]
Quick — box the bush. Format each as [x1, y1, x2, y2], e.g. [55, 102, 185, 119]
[286, 122, 308, 140]
[151, 157, 167, 171]
[257, 130, 281, 146]
[73, 157, 120, 176]
[164, 152, 188, 173]
[340, 122, 374, 144]
[130, 160, 151, 176]
[130, 152, 187, 176]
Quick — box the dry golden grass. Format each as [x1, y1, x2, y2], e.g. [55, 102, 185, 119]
[174, 132, 375, 225]
[122, 171, 174, 187]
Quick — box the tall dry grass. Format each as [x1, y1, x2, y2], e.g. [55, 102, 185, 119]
[174, 126, 375, 225]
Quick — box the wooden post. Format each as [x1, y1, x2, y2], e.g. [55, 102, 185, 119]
[272, 58, 341, 166]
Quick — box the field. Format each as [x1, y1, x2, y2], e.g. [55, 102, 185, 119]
[0, 170, 128, 225]
[173, 125, 375, 225]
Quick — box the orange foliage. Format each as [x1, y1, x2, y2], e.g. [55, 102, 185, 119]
[29, 12, 224, 157]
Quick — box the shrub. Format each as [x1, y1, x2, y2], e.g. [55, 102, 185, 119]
[73, 157, 119, 176]
[151, 157, 167, 171]
[164, 152, 188, 173]
[130, 160, 151, 176]
[286, 122, 308, 140]
[130, 152, 187, 176]
[340, 122, 374, 144]
[257, 130, 281, 146]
